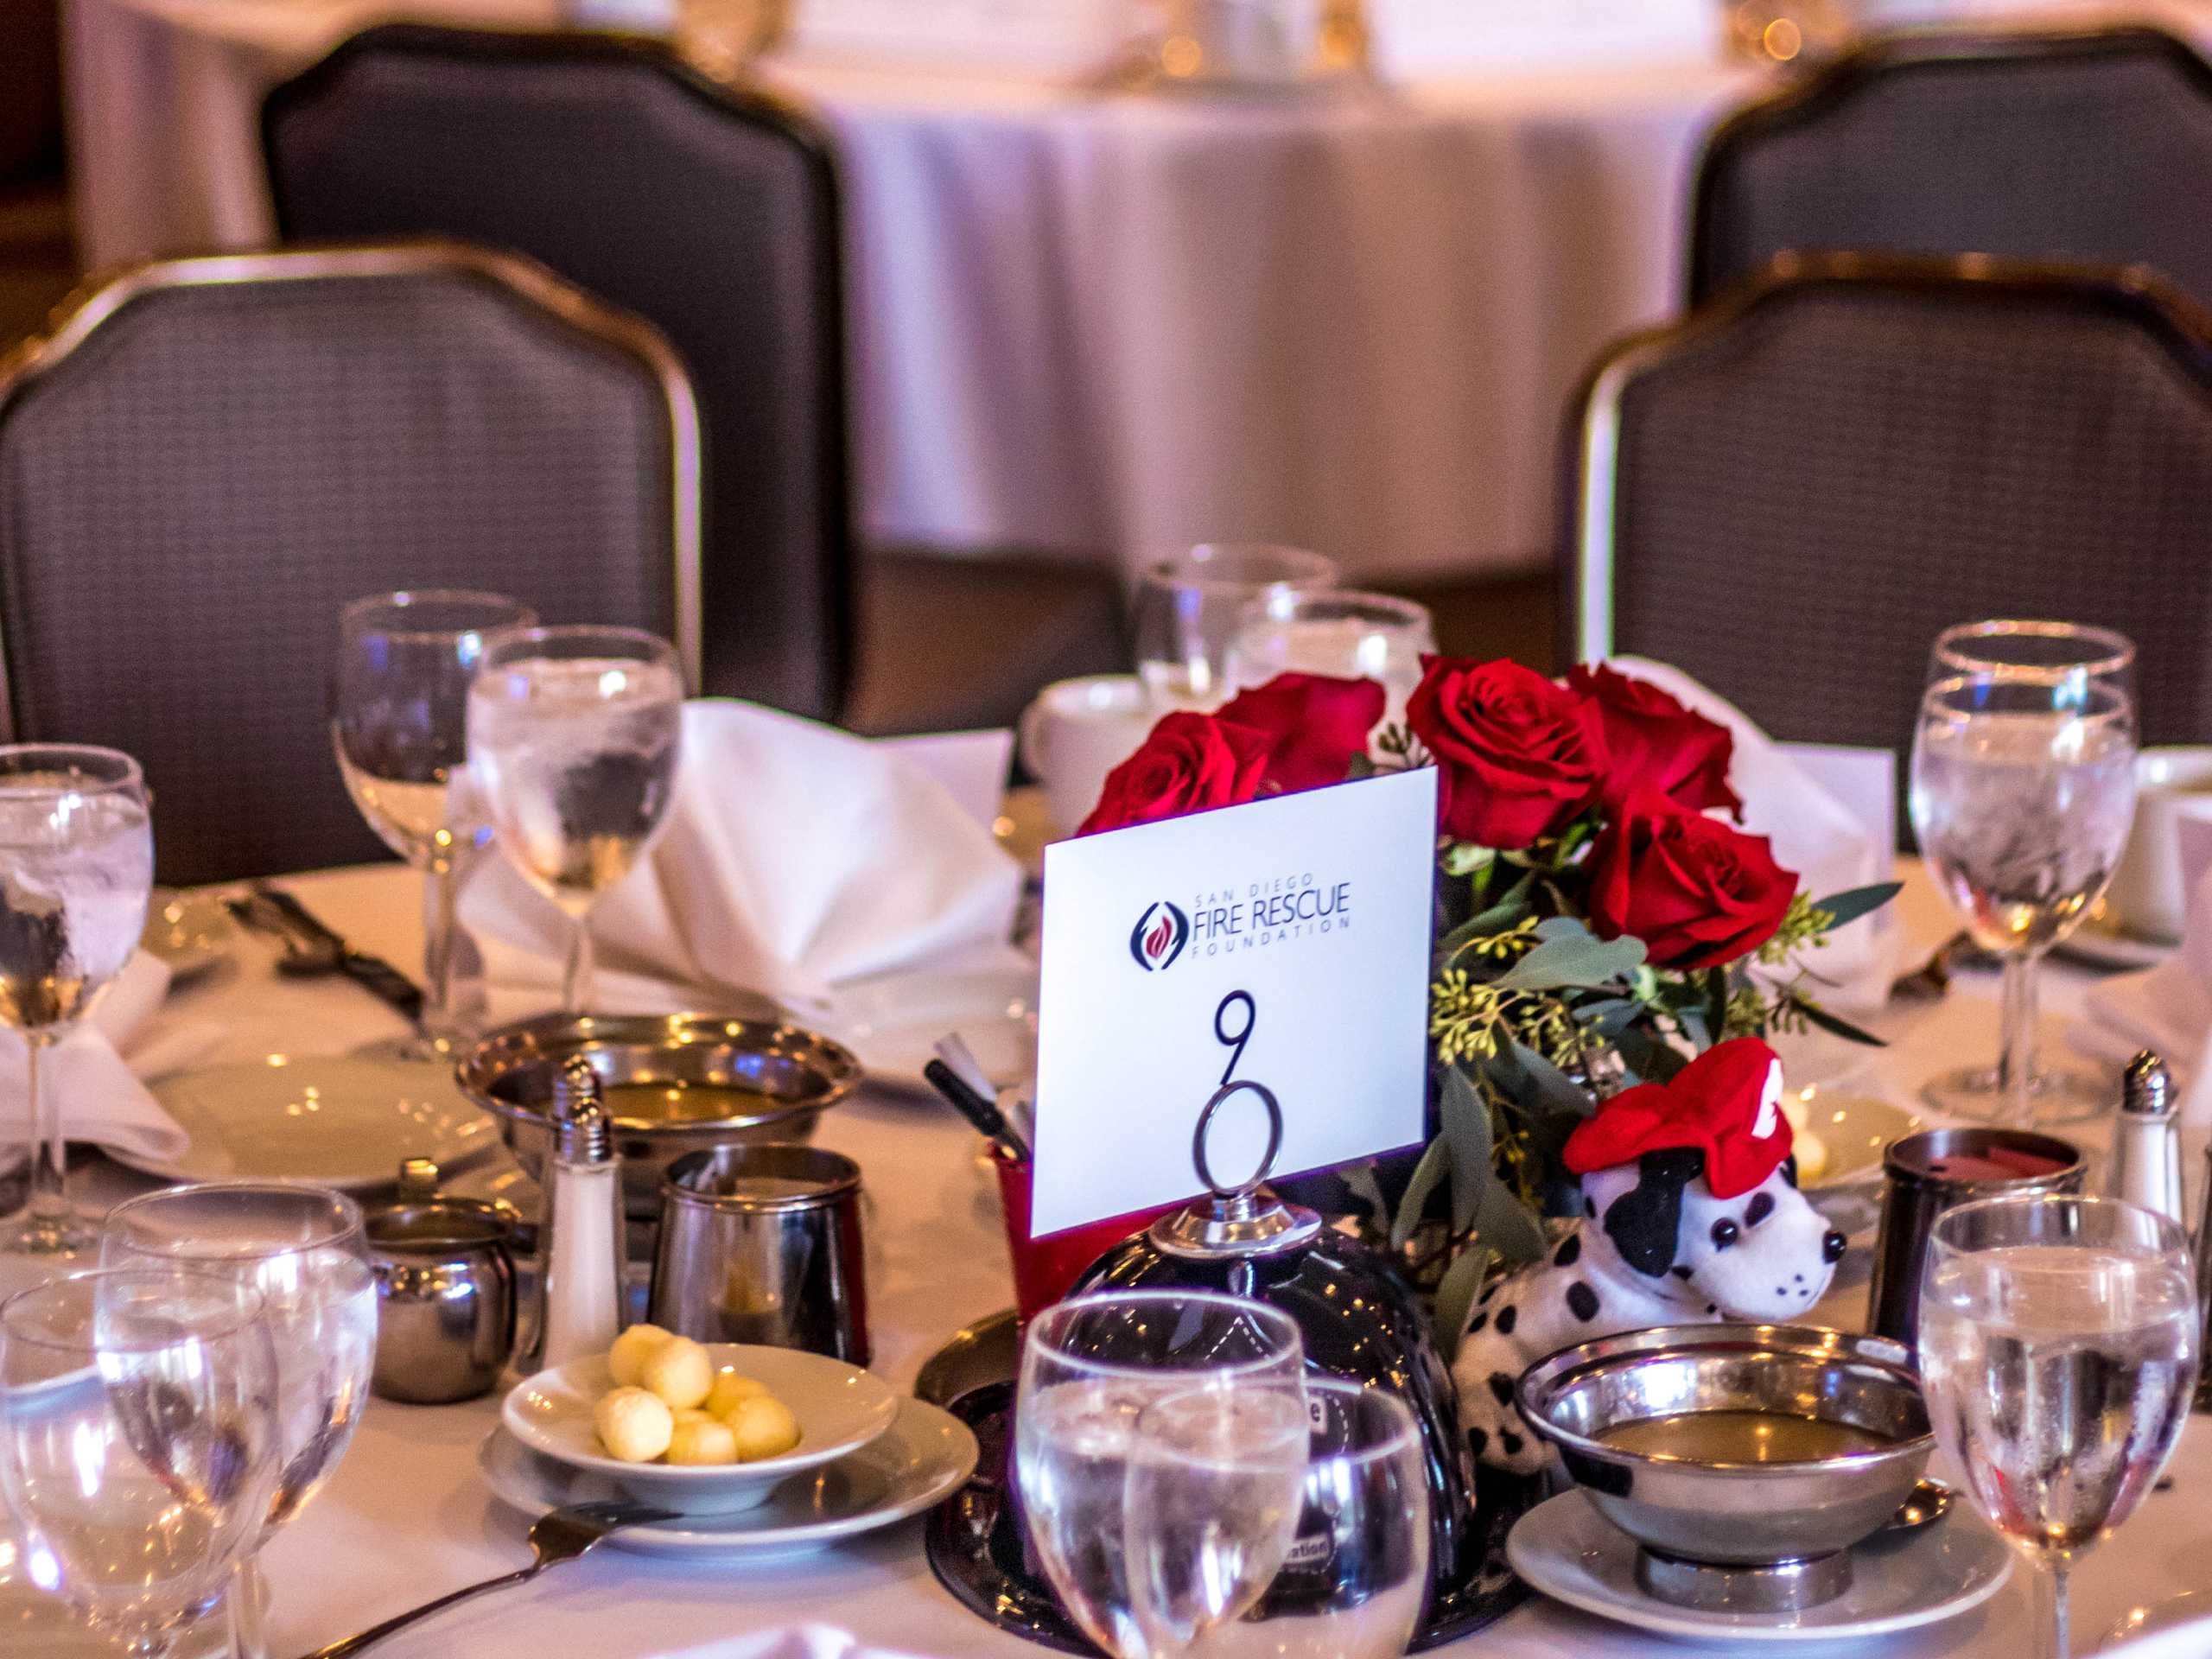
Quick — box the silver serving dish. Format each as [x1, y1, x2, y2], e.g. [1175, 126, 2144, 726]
[1517, 1324, 1933, 1611]
[456, 1013, 862, 1217]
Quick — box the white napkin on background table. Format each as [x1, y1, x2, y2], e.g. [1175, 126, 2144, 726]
[460, 700, 1026, 1018]
[0, 950, 217, 1164]
[2072, 865, 2212, 1122]
[653, 1626, 940, 1659]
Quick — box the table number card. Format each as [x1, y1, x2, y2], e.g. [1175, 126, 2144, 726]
[1030, 767, 1437, 1236]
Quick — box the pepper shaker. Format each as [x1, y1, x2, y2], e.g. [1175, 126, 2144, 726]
[517, 1056, 626, 1374]
[2113, 1050, 2183, 1224]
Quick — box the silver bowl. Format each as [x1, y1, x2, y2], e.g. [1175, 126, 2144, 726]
[456, 1013, 863, 1217]
[1517, 1324, 1933, 1611]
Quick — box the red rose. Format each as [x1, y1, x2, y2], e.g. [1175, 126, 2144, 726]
[1585, 785, 1796, 969]
[1404, 657, 1606, 849]
[1567, 663, 1742, 818]
[1077, 712, 1274, 836]
[1217, 673, 1386, 794]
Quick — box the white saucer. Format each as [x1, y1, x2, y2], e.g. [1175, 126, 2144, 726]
[1790, 1089, 1923, 1192]
[476, 1395, 978, 1558]
[113, 1055, 499, 1192]
[825, 966, 1038, 1091]
[141, 889, 234, 984]
[1506, 1490, 2012, 1643]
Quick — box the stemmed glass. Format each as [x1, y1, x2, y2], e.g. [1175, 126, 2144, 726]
[1225, 590, 1434, 730]
[332, 590, 537, 1057]
[0, 1270, 281, 1657]
[1909, 621, 2139, 1124]
[1015, 1289, 1306, 1659]
[1132, 545, 1338, 714]
[0, 746, 153, 1255]
[1127, 1378, 1431, 1659]
[100, 1184, 378, 1659]
[1918, 1193, 2196, 1659]
[466, 625, 684, 1013]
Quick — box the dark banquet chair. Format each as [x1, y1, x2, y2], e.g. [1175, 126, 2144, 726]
[263, 25, 852, 723]
[1690, 27, 2212, 312]
[1560, 252, 2212, 823]
[0, 242, 700, 887]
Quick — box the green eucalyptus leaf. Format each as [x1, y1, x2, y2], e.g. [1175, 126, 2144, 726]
[1491, 931, 1647, 992]
[1470, 1178, 1548, 1264]
[1433, 1243, 1496, 1363]
[1789, 995, 1889, 1047]
[1509, 1041, 1597, 1120]
[1576, 998, 1641, 1040]
[1616, 1025, 1687, 1084]
[1392, 1136, 1452, 1251]
[1809, 882, 1904, 930]
[1532, 915, 1592, 942]
[1440, 842, 1494, 878]
[1438, 1067, 1496, 1232]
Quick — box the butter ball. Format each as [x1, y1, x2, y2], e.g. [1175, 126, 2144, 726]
[666, 1415, 741, 1466]
[672, 1407, 713, 1426]
[706, 1370, 771, 1419]
[594, 1386, 674, 1464]
[642, 1336, 714, 1409]
[607, 1324, 677, 1388]
[728, 1394, 802, 1461]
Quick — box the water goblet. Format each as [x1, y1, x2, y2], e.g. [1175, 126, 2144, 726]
[100, 1184, 378, 1659]
[466, 625, 684, 1013]
[0, 1269, 281, 1658]
[1014, 1289, 1306, 1659]
[0, 745, 154, 1256]
[1909, 620, 2138, 1125]
[1129, 1378, 1431, 1659]
[332, 590, 537, 1057]
[1918, 1193, 2197, 1659]
[1224, 589, 1433, 731]
[1132, 545, 1337, 715]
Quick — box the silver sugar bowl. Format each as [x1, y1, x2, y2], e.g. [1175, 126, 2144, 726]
[365, 1159, 522, 1403]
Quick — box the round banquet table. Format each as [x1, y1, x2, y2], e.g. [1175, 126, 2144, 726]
[60, 0, 1763, 582]
[3, 855, 2210, 1657]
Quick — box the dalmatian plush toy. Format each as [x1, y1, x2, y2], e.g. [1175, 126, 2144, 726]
[1451, 1037, 1848, 1473]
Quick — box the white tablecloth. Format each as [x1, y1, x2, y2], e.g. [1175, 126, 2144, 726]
[3, 858, 2209, 1656]
[62, 0, 1756, 580]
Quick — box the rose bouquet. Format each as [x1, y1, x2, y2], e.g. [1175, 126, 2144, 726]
[1078, 656, 1897, 1340]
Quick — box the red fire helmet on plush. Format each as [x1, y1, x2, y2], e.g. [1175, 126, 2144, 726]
[1562, 1037, 1792, 1199]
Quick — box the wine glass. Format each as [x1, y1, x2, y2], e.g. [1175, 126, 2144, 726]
[0, 746, 153, 1256]
[1225, 590, 1434, 730]
[1918, 1193, 2196, 1659]
[1014, 1289, 1306, 1659]
[466, 625, 684, 1013]
[332, 590, 537, 1057]
[0, 1269, 281, 1657]
[100, 1184, 377, 1659]
[1132, 545, 1337, 714]
[1909, 621, 2138, 1125]
[1129, 1378, 1431, 1659]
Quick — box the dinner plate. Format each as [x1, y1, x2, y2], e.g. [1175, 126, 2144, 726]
[2056, 914, 2176, 973]
[825, 966, 1038, 1091]
[111, 1055, 499, 1191]
[141, 888, 234, 984]
[502, 1343, 900, 1512]
[475, 1397, 978, 1558]
[1788, 1089, 1923, 1192]
[1506, 1490, 2011, 1643]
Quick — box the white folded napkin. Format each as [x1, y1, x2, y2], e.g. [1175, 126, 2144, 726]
[1613, 659, 1901, 1014]
[2072, 865, 2212, 1122]
[0, 950, 217, 1164]
[461, 700, 1026, 1018]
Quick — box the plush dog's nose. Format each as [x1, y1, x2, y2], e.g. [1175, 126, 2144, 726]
[1822, 1230, 1847, 1264]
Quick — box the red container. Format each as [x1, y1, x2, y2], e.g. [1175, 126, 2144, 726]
[990, 1146, 1179, 1323]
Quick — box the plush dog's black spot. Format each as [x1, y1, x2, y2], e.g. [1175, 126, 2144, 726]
[1566, 1281, 1600, 1322]
[1466, 1310, 1488, 1335]
[1603, 1147, 1706, 1275]
[1707, 1304, 1717, 1313]
[1823, 1229, 1848, 1263]
[1586, 1197, 1598, 1217]
[1499, 1430, 1523, 1458]
[1488, 1372, 1516, 1408]
[1781, 1154, 1799, 1187]
[1495, 1304, 1517, 1336]
[1478, 1281, 1497, 1306]
[1468, 1427, 1488, 1459]
[1554, 1233, 1581, 1268]
[1745, 1192, 1775, 1226]
[1671, 1265, 1693, 1281]
[1711, 1217, 1739, 1249]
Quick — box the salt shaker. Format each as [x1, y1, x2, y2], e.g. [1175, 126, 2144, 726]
[2112, 1050, 2183, 1224]
[518, 1056, 626, 1374]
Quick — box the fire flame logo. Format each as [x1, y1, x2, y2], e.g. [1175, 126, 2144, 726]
[1128, 901, 1191, 972]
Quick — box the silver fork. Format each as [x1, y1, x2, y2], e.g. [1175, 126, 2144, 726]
[295, 1501, 678, 1659]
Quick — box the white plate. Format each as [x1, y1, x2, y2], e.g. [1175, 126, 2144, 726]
[1506, 1490, 2012, 1643]
[141, 889, 234, 984]
[825, 966, 1038, 1091]
[475, 1396, 978, 1557]
[112, 1056, 498, 1192]
[502, 1343, 901, 1512]
[2056, 916, 2176, 972]
[1789, 1089, 1923, 1192]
